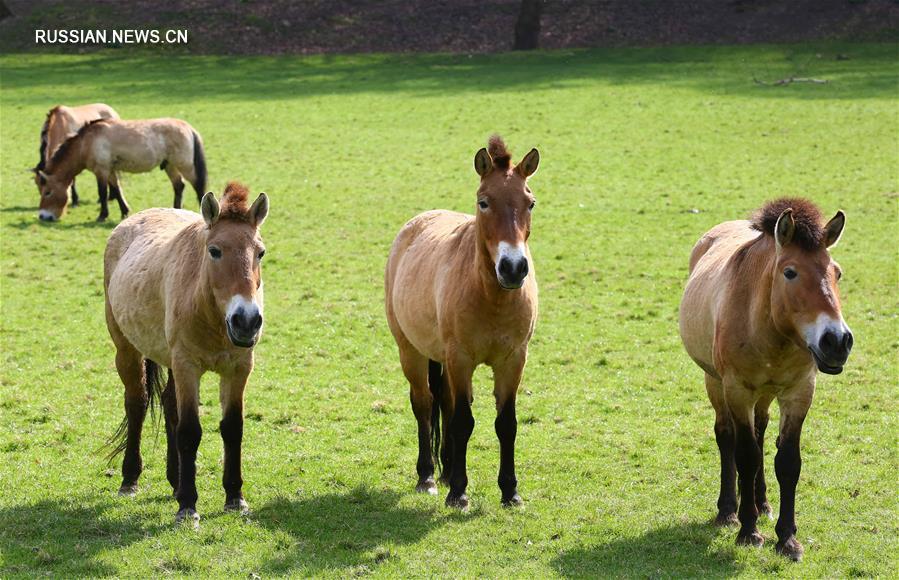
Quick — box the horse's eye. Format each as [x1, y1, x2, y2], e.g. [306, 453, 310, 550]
[208, 246, 222, 259]
[784, 267, 797, 280]
[835, 269, 842, 281]
[478, 200, 489, 210]
[43, 190, 52, 197]
[528, 200, 536, 211]
[258, 249, 266, 260]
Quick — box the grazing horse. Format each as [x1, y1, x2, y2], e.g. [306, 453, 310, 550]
[35, 117, 207, 222]
[104, 182, 268, 525]
[33, 103, 119, 206]
[386, 136, 540, 508]
[679, 198, 853, 561]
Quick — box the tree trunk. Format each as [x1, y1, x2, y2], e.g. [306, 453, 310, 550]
[513, 0, 542, 51]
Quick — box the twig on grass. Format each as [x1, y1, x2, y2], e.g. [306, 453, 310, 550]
[753, 76, 830, 86]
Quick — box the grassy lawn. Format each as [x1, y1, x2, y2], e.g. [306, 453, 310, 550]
[0, 43, 896, 577]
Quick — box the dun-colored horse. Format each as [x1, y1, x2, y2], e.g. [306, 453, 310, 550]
[679, 198, 853, 560]
[104, 182, 268, 525]
[386, 136, 540, 508]
[33, 103, 119, 206]
[36, 117, 207, 222]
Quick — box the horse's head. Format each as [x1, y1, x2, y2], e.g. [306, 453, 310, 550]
[473, 135, 539, 290]
[763, 200, 853, 374]
[33, 169, 71, 221]
[200, 182, 269, 349]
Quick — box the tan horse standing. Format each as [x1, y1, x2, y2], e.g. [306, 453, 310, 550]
[679, 198, 853, 561]
[104, 182, 268, 525]
[386, 136, 540, 508]
[33, 103, 120, 207]
[36, 118, 207, 222]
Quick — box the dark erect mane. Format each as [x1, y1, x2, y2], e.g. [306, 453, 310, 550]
[488, 134, 511, 169]
[47, 118, 109, 170]
[751, 197, 825, 251]
[36, 106, 64, 170]
[218, 181, 252, 223]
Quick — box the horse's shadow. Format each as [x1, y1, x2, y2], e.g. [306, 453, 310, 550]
[253, 485, 448, 575]
[5, 217, 117, 230]
[552, 521, 745, 578]
[0, 496, 168, 576]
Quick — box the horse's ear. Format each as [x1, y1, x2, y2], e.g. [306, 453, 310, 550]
[37, 170, 48, 185]
[774, 208, 795, 249]
[515, 148, 540, 178]
[250, 193, 269, 228]
[823, 210, 845, 248]
[474, 148, 492, 177]
[201, 192, 219, 227]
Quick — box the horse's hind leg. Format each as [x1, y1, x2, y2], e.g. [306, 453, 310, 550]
[706, 373, 738, 526]
[108, 173, 130, 219]
[165, 166, 185, 209]
[754, 395, 774, 519]
[162, 370, 179, 496]
[107, 318, 148, 496]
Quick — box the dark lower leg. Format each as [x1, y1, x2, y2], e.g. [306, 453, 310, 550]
[162, 373, 179, 494]
[754, 412, 771, 515]
[220, 405, 245, 504]
[714, 419, 737, 524]
[446, 398, 474, 507]
[96, 178, 109, 221]
[71, 179, 79, 206]
[120, 390, 149, 489]
[411, 391, 435, 490]
[172, 179, 185, 209]
[734, 422, 762, 545]
[111, 184, 130, 218]
[774, 432, 804, 559]
[176, 409, 202, 513]
[495, 399, 520, 504]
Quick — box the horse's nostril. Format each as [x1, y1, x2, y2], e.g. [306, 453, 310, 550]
[251, 313, 263, 330]
[842, 331, 854, 353]
[517, 259, 529, 278]
[820, 331, 837, 351]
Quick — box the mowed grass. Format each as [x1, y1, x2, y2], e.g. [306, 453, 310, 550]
[0, 44, 896, 577]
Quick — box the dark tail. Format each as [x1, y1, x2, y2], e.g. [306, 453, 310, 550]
[104, 359, 164, 462]
[192, 131, 207, 204]
[428, 360, 444, 475]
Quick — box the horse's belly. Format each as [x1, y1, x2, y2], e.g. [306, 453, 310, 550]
[392, 280, 443, 361]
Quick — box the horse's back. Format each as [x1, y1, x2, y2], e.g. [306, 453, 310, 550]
[680, 220, 760, 376]
[386, 210, 474, 361]
[91, 119, 195, 172]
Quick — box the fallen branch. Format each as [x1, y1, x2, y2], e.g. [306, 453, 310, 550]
[753, 76, 830, 86]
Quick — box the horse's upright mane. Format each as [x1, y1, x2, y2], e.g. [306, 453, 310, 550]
[47, 118, 109, 170]
[35, 106, 63, 170]
[488, 134, 511, 169]
[750, 197, 825, 251]
[219, 182, 252, 222]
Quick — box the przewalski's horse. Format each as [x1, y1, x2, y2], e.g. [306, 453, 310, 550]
[36, 117, 207, 222]
[386, 136, 539, 509]
[33, 103, 119, 206]
[104, 182, 268, 525]
[679, 198, 853, 561]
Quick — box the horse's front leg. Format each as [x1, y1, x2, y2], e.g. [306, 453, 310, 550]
[774, 389, 812, 561]
[96, 175, 110, 222]
[492, 348, 527, 506]
[70, 177, 79, 207]
[725, 382, 764, 547]
[444, 350, 475, 509]
[172, 358, 203, 526]
[109, 173, 130, 219]
[754, 395, 775, 519]
[220, 367, 251, 514]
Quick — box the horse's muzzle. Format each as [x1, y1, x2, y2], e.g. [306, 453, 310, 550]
[809, 328, 853, 375]
[38, 210, 57, 222]
[497, 256, 529, 290]
[226, 309, 263, 348]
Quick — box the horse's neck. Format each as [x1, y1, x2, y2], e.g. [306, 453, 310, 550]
[51, 139, 87, 181]
[730, 237, 778, 339]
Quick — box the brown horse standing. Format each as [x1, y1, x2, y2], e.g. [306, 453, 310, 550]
[679, 198, 853, 560]
[104, 182, 268, 525]
[386, 136, 540, 508]
[33, 103, 119, 207]
[36, 117, 207, 222]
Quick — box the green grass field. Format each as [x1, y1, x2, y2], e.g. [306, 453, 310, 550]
[1, 43, 896, 577]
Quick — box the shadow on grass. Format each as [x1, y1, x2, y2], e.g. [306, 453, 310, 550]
[5, 216, 118, 230]
[552, 522, 744, 578]
[254, 485, 445, 575]
[1, 43, 895, 104]
[0, 498, 167, 576]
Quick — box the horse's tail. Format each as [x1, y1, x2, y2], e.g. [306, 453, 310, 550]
[428, 360, 444, 475]
[104, 358, 164, 462]
[192, 131, 207, 202]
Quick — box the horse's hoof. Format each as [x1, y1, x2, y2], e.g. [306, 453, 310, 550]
[736, 529, 765, 548]
[757, 502, 774, 520]
[501, 493, 523, 507]
[775, 536, 803, 561]
[175, 508, 200, 528]
[714, 512, 739, 527]
[96, 216, 107, 223]
[415, 478, 438, 495]
[224, 497, 250, 515]
[445, 493, 469, 510]
[118, 484, 138, 497]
